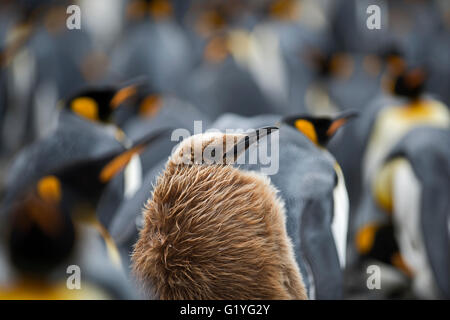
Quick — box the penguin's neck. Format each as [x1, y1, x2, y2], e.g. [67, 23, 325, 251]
[0, 276, 54, 300]
[400, 99, 433, 119]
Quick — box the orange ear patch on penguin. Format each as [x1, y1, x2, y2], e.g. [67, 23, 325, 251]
[294, 119, 318, 144]
[37, 176, 62, 204]
[71, 97, 99, 122]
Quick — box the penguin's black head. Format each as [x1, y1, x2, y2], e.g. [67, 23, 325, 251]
[65, 85, 137, 124]
[111, 82, 162, 125]
[16, 0, 48, 21]
[6, 176, 75, 277]
[392, 67, 427, 100]
[282, 111, 358, 147]
[307, 49, 353, 80]
[381, 46, 406, 76]
[308, 49, 334, 78]
[192, 1, 234, 37]
[267, 0, 300, 21]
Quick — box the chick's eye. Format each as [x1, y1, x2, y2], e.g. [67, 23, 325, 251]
[211, 149, 216, 157]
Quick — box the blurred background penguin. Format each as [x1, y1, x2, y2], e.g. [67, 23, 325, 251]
[0, 0, 449, 300]
[371, 127, 450, 299]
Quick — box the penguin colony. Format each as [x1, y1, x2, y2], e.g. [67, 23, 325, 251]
[0, 0, 449, 300]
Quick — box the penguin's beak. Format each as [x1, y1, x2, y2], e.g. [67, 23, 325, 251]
[110, 85, 138, 109]
[334, 110, 359, 121]
[327, 111, 358, 137]
[252, 126, 279, 143]
[99, 128, 170, 183]
[223, 127, 278, 162]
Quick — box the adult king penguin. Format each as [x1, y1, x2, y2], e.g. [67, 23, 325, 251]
[271, 111, 357, 299]
[367, 127, 450, 299]
[0, 177, 137, 299]
[362, 67, 449, 187]
[354, 67, 450, 297]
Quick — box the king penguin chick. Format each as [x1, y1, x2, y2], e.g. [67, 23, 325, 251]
[132, 128, 308, 299]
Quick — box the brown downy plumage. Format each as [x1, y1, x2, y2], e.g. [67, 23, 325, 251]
[132, 130, 308, 299]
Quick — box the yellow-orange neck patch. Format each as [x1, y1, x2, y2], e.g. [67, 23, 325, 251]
[0, 280, 110, 300]
[372, 158, 405, 214]
[295, 119, 318, 145]
[400, 101, 433, 119]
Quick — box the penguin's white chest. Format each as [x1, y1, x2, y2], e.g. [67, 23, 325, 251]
[332, 164, 349, 269]
[123, 154, 143, 199]
[392, 159, 439, 298]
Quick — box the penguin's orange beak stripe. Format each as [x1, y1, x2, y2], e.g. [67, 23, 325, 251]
[110, 86, 137, 109]
[140, 95, 163, 117]
[99, 146, 145, 183]
[327, 112, 358, 137]
[405, 69, 425, 90]
[327, 118, 347, 137]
